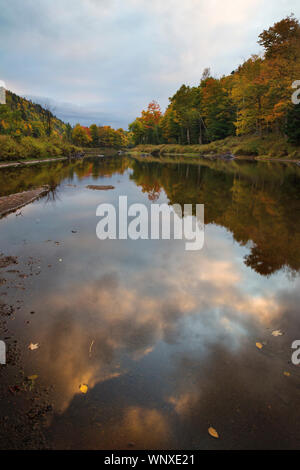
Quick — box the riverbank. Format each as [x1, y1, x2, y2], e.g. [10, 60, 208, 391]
[0, 135, 81, 163]
[0, 148, 121, 167]
[130, 135, 300, 161]
[0, 252, 52, 449]
[0, 186, 49, 218]
[0, 156, 68, 168]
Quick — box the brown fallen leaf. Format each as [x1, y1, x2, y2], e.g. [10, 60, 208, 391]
[208, 427, 219, 439]
[256, 342, 263, 349]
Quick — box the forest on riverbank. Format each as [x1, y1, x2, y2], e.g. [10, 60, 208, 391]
[0, 91, 129, 161]
[129, 16, 300, 159]
[0, 91, 80, 160]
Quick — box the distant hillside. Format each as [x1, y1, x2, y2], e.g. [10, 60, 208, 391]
[0, 90, 83, 162]
[0, 90, 67, 137]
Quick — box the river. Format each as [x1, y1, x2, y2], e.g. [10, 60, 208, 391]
[0, 155, 299, 449]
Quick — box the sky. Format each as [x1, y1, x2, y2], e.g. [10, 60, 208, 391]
[0, 0, 299, 129]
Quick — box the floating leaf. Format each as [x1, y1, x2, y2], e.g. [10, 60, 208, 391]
[79, 383, 88, 394]
[256, 342, 263, 349]
[272, 330, 283, 337]
[208, 427, 219, 439]
[28, 343, 39, 350]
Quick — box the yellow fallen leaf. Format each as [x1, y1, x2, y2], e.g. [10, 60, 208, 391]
[28, 343, 39, 350]
[283, 371, 291, 377]
[256, 342, 263, 349]
[28, 375, 38, 381]
[79, 383, 88, 394]
[208, 427, 219, 439]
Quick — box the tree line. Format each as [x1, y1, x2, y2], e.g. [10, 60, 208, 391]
[70, 124, 129, 148]
[129, 15, 300, 146]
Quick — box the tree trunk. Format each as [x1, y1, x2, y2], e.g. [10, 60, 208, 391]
[187, 128, 190, 145]
[199, 121, 202, 145]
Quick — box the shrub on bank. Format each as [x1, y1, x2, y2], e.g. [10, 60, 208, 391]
[233, 143, 259, 156]
[267, 141, 288, 157]
[53, 140, 80, 157]
[131, 135, 300, 160]
[0, 135, 21, 160]
[20, 137, 45, 158]
[0, 135, 82, 161]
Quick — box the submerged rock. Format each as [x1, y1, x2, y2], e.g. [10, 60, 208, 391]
[86, 185, 115, 190]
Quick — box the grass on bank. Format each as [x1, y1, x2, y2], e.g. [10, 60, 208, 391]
[0, 135, 82, 162]
[130, 135, 300, 160]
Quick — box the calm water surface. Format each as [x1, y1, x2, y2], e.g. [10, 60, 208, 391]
[0, 156, 300, 449]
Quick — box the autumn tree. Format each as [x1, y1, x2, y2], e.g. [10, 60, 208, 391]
[231, 56, 268, 135]
[97, 125, 128, 148]
[129, 101, 162, 145]
[128, 119, 146, 145]
[258, 14, 300, 60]
[160, 105, 181, 143]
[169, 85, 201, 144]
[285, 104, 300, 144]
[90, 124, 99, 147]
[200, 76, 236, 140]
[72, 124, 91, 146]
[64, 123, 73, 142]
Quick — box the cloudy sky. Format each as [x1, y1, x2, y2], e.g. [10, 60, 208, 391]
[0, 0, 299, 129]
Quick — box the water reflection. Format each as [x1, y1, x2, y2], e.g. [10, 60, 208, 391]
[0, 156, 299, 449]
[129, 157, 300, 276]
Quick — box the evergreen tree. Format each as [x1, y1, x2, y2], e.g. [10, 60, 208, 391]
[285, 104, 300, 144]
